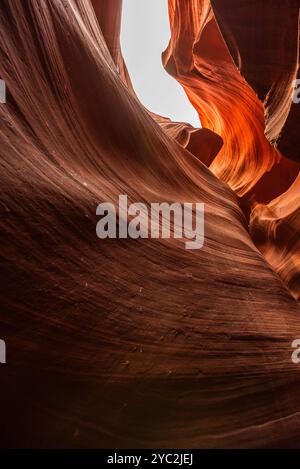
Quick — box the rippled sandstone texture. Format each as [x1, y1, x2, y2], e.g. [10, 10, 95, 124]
[0, 0, 300, 448]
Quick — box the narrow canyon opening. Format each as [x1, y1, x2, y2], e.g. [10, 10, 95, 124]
[120, 0, 200, 127]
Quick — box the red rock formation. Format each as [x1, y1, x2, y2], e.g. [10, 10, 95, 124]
[0, 0, 299, 449]
[211, 0, 300, 163]
[163, 0, 300, 301]
[250, 173, 300, 302]
[209, 0, 300, 302]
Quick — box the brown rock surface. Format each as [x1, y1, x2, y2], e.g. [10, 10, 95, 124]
[0, 0, 299, 448]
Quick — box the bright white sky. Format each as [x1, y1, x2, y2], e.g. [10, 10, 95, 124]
[120, 0, 200, 127]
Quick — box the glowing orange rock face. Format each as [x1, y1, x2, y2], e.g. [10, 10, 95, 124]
[163, 0, 300, 301]
[0, 0, 299, 449]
